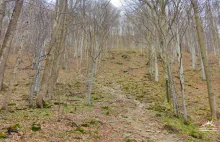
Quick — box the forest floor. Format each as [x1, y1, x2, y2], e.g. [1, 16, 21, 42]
[0, 48, 220, 142]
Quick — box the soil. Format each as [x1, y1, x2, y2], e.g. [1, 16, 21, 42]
[0, 48, 219, 141]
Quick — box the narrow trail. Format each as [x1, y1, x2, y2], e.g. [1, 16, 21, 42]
[95, 81, 186, 142]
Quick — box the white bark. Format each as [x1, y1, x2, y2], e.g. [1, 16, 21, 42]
[153, 44, 158, 82]
[30, 40, 44, 105]
[172, 46, 176, 64]
[191, 43, 196, 70]
[190, 32, 196, 70]
[198, 44, 206, 80]
[176, 28, 187, 123]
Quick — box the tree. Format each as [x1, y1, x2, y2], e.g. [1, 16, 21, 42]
[0, 0, 6, 39]
[87, 0, 119, 105]
[1, 0, 24, 110]
[191, 0, 218, 119]
[36, 0, 68, 108]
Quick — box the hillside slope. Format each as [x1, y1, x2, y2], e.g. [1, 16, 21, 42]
[0, 48, 219, 141]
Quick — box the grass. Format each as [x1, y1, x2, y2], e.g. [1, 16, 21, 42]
[101, 106, 110, 110]
[1, 49, 220, 141]
[163, 115, 214, 141]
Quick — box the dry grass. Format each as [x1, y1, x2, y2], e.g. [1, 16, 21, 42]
[0, 48, 220, 141]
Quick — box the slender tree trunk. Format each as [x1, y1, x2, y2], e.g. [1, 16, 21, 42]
[153, 43, 159, 82]
[160, 10, 178, 115]
[6, 21, 28, 108]
[211, 17, 220, 64]
[36, 0, 67, 108]
[30, 43, 44, 106]
[63, 45, 68, 70]
[0, 0, 23, 91]
[190, 31, 196, 70]
[87, 59, 96, 105]
[176, 28, 187, 123]
[191, 0, 218, 119]
[87, 36, 98, 105]
[198, 46, 206, 80]
[0, 0, 6, 39]
[47, 21, 67, 100]
[165, 44, 179, 116]
[172, 46, 176, 64]
[147, 32, 153, 80]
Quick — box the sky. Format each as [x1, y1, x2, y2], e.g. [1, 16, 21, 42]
[48, 0, 122, 8]
[111, 0, 122, 7]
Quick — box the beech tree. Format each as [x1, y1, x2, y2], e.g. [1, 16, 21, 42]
[1, 0, 23, 110]
[36, 0, 68, 108]
[191, 0, 218, 119]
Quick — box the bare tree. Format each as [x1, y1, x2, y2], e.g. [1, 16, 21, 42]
[1, 0, 24, 110]
[191, 0, 218, 119]
[36, 0, 68, 108]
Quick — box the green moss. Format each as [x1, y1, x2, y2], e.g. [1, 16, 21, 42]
[105, 111, 110, 115]
[125, 139, 131, 142]
[92, 92, 104, 101]
[149, 103, 171, 112]
[8, 103, 16, 106]
[74, 81, 81, 88]
[31, 123, 41, 132]
[43, 101, 52, 108]
[75, 127, 85, 134]
[190, 130, 203, 139]
[10, 123, 21, 129]
[0, 133, 7, 139]
[101, 106, 110, 110]
[116, 62, 123, 65]
[84, 119, 103, 126]
[94, 129, 99, 134]
[81, 123, 89, 127]
[163, 117, 211, 140]
[40, 109, 51, 117]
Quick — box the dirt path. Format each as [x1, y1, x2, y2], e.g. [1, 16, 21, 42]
[95, 81, 186, 142]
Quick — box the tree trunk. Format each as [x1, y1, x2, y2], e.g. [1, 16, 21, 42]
[0, 0, 23, 91]
[0, 0, 6, 39]
[176, 28, 187, 123]
[87, 58, 96, 105]
[87, 36, 98, 105]
[191, 0, 218, 119]
[30, 43, 44, 106]
[190, 30, 196, 70]
[165, 44, 179, 116]
[198, 46, 206, 80]
[36, 0, 67, 108]
[153, 43, 159, 82]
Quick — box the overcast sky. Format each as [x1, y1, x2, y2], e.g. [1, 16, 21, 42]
[48, 0, 123, 7]
[111, 0, 122, 7]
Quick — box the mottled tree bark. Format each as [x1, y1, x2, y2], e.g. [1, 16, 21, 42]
[36, 0, 67, 108]
[1, 0, 23, 110]
[176, 28, 187, 123]
[0, 0, 23, 91]
[191, 0, 218, 119]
